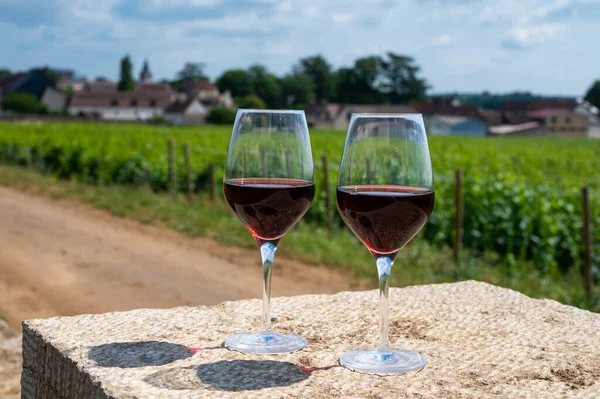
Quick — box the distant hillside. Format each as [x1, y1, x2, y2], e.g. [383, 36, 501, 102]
[433, 92, 577, 110]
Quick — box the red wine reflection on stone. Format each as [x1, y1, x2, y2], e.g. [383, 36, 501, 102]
[224, 178, 315, 242]
[337, 186, 434, 256]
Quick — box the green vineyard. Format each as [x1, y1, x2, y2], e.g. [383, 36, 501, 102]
[0, 121, 598, 278]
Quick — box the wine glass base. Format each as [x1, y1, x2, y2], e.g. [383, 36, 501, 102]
[340, 349, 427, 375]
[225, 332, 307, 354]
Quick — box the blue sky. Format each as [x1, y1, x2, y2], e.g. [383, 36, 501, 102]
[0, 0, 598, 95]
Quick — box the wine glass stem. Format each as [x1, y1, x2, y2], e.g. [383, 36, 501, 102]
[260, 241, 276, 335]
[376, 256, 393, 355]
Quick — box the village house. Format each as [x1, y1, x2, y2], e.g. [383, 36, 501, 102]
[163, 98, 208, 125]
[184, 80, 234, 109]
[68, 82, 172, 121]
[306, 103, 416, 129]
[40, 88, 68, 112]
[426, 115, 488, 136]
[490, 99, 599, 138]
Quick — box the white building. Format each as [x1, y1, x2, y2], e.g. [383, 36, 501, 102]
[164, 98, 208, 125]
[68, 83, 172, 121]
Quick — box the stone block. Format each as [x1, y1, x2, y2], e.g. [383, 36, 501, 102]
[22, 281, 600, 398]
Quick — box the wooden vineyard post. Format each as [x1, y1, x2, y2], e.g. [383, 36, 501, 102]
[322, 154, 332, 231]
[285, 149, 291, 178]
[168, 139, 175, 195]
[183, 143, 193, 203]
[454, 169, 464, 265]
[209, 163, 216, 203]
[582, 186, 593, 298]
[260, 147, 267, 177]
[37, 144, 44, 171]
[26, 148, 33, 169]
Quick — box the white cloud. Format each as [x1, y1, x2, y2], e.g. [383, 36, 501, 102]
[480, 0, 600, 25]
[502, 23, 568, 49]
[429, 33, 456, 47]
[447, 5, 471, 16]
[146, 0, 221, 6]
[304, 5, 320, 16]
[332, 12, 355, 23]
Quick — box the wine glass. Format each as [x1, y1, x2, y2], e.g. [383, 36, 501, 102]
[336, 113, 434, 374]
[223, 109, 315, 353]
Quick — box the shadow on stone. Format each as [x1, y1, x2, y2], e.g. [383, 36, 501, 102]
[143, 360, 310, 392]
[89, 341, 194, 368]
[197, 360, 310, 391]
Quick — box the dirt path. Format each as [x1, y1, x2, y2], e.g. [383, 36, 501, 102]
[0, 186, 363, 331]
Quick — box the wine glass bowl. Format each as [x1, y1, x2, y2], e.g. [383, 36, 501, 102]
[336, 114, 434, 374]
[223, 109, 314, 354]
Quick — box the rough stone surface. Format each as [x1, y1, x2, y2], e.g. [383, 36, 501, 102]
[22, 281, 600, 398]
[0, 319, 21, 399]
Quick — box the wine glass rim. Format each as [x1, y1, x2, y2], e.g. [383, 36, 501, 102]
[351, 113, 423, 117]
[238, 109, 305, 114]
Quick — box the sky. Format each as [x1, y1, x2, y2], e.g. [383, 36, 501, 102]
[0, 0, 598, 96]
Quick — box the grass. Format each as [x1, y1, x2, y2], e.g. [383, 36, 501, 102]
[0, 163, 597, 312]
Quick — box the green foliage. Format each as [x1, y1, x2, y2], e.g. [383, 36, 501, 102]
[0, 68, 12, 82]
[457, 91, 552, 109]
[206, 108, 236, 124]
[293, 54, 336, 102]
[335, 56, 383, 104]
[40, 67, 60, 89]
[174, 62, 208, 88]
[216, 69, 252, 98]
[279, 73, 314, 108]
[584, 80, 600, 109]
[248, 65, 282, 108]
[217, 65, 282, 108]
[235, 94, 266, 109]
[0, 122, 598, 281]
[380, 52, 429, 104]
[118, 55, 135, 92]
[1, 93, 46, 113]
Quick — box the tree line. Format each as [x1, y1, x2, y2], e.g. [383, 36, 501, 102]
[213, 53, 429, 109]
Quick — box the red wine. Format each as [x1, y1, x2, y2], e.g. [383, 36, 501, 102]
[337, 186, 434, 255]
[224, 178, 315, 241]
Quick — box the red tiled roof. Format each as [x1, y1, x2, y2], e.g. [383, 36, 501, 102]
[0, 72, 27, 92]
[136, 82, 172, 95]
[185, 80, 217, 93]
[478, 109, 502, 126]
[411, 103, 481, 119]
[306, 103, 343, 119]
[527, 108, 570, 119]
[70, 92, 171, 108]
[500, 99, 577, 112]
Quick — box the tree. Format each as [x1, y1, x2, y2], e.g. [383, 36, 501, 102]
[95, 76, 108, 82]
[40, 67, 60, 89]
[584, 80, 600, 109]
[247, 64, 282, 108]
[118, 55, 135, 91]
[206, 107, 236, 124]
[0, 69, 12, 83]
[236, 94, 267, 109]
[176, 62, 208, 83]
[335, 56, 383, 104]
[293, 55, 335, 103]
[379, 52, 428, 104]
[1, 93, 45, 114]
[279, 73, 315, 108]
[216, 69, 252, 98]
